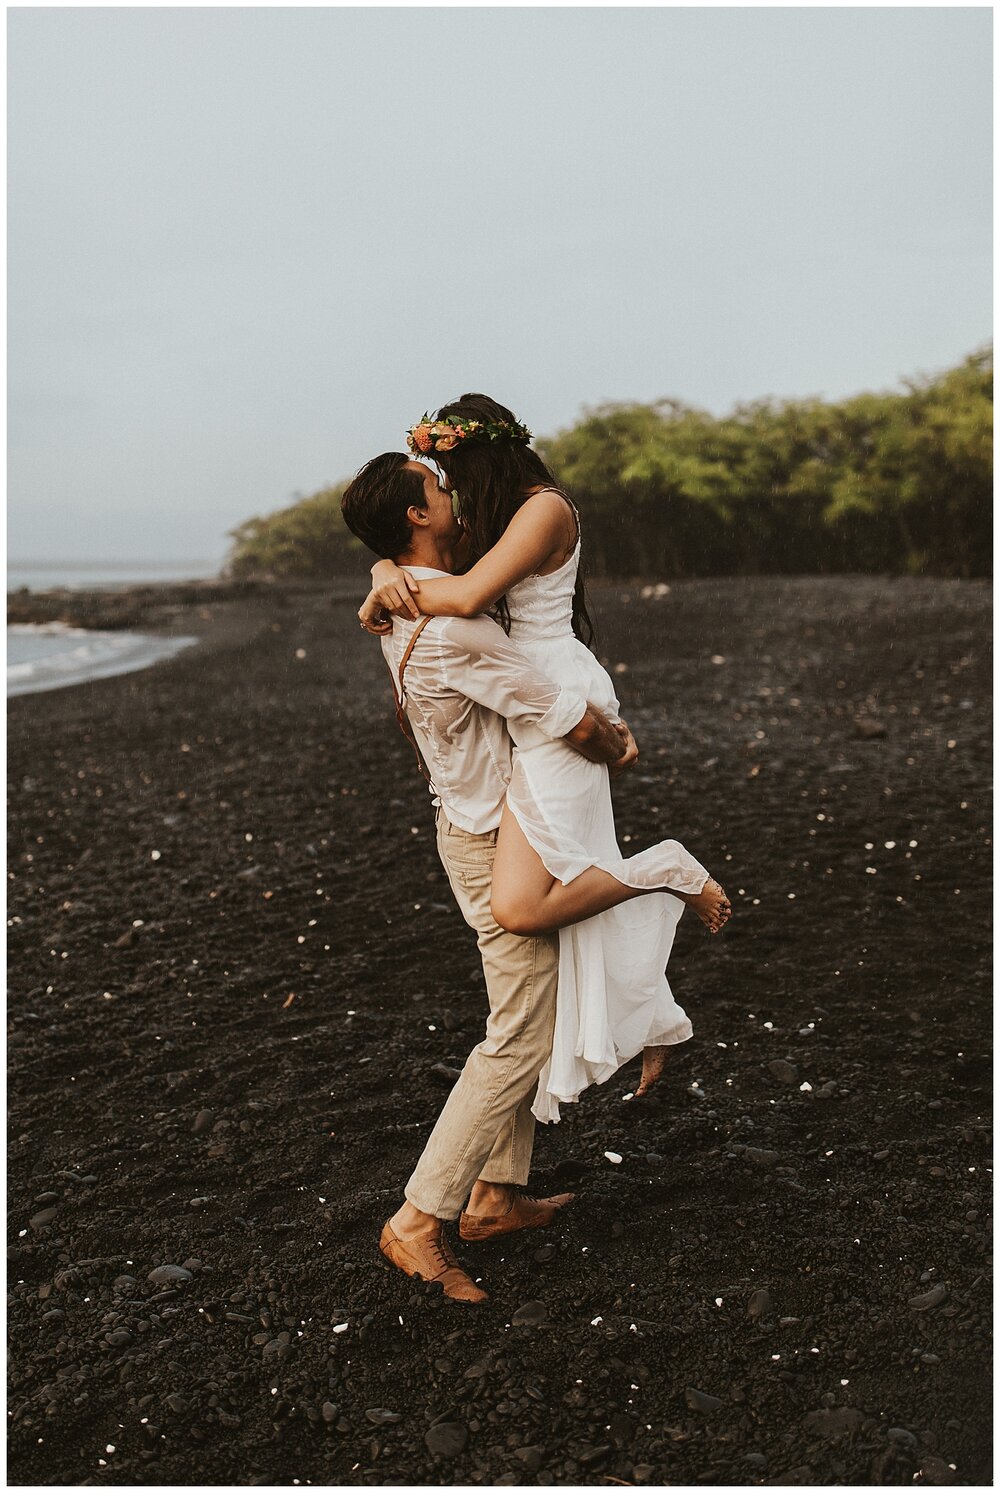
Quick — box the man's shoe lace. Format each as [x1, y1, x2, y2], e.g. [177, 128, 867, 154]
[426, 1233, 460, 1278]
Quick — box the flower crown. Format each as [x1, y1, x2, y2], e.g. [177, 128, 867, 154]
[406, 414, 532, 455]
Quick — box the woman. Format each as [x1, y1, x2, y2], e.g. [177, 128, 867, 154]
[359, 394, 731, 1120]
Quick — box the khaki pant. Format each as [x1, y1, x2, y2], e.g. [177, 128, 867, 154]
[404, 808, 560, 1220]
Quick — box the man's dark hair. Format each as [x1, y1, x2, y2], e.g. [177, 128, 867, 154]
[340, 452, 426, 559]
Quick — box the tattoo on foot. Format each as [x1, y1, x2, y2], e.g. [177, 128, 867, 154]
[673, 876, 732, 934]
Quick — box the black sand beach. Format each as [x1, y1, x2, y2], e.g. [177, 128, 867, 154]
[7, 574, 991, 1486]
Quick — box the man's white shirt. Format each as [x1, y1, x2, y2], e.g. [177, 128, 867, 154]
[379, 566, 588, 834]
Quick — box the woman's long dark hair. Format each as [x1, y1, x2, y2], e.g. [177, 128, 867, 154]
[432, 393, 595, 647]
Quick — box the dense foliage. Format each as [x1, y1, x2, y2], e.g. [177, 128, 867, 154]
[228, 485, 363, 580]
[227, 347, 991, 580]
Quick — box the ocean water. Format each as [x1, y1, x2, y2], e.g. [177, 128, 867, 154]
[8, 623, 197, 698]
[8, 561, 221, 592]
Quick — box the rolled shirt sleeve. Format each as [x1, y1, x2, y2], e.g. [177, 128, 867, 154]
[439, 615, 588, 741]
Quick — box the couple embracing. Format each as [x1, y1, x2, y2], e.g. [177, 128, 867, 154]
[341, 393, 731, 1305]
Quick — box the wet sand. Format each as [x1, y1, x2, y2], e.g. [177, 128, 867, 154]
[7, 575, 991, 1486]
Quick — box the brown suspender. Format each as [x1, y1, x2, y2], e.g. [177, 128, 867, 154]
[388, 615, 433, 783]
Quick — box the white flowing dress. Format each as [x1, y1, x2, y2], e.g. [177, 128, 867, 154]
[502, 538, 711, 1123]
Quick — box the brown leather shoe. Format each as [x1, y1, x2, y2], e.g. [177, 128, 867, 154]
[379, 1220, 488, 1304]
[458, 1191, 575, 1243]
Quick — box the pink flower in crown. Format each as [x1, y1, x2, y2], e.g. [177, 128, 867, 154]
[410, 423, 434, 453]
[430, 421, 461, 451]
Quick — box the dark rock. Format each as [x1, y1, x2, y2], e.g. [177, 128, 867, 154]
[578, 1444, 612, 1467]
[365, 1407, 401, 1426]
[803, 1407, 863, 1438]
[29, 1206, 59, 1230]
[684, 1387, 723, 1413]
[908, 1284, 947, 1311]
[550, 1159, 589, 1186]
[429, 1063, 463, 1086]
[424, 1421, 468, 1458]
[768, 1059, 798, 1085]
[192, 1109, 214, 1134]
[511, 1300, 547, 1326]
[919, 1456, 957, 1485]
[533, 1245, 555, 1263]
[147, 1265, 193, 1287]
[513, 1446, 544, 1472]
[747, 1288, 772, 1320]
[743, 1148, 781, 1168]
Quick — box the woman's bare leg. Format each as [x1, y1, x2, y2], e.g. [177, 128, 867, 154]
[489, 810, 735, 1101]
[489, 804, 650, 934]
[490, 805, 732, 935]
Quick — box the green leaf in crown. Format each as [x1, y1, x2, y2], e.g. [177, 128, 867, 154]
[406, 414, 532, 454]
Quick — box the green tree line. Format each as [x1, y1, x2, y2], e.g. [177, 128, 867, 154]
[228, 346, 992, 581]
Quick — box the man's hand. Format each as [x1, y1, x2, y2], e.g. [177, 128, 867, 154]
[609, 720, 639, 777]
[358, 590, 393, 635]
[564, 704, 632, 767]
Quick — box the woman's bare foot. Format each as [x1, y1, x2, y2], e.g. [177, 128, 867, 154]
[635, 1045, 668, 1097]
[672, 876, 731, 934]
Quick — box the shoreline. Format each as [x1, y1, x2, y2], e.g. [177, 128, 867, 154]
[7, 623, 199, 698]
[6, 575, 367, 632]
[6, 579, 368, 696]
[8, 567, 991, 631]
[7, 570, 991, 702]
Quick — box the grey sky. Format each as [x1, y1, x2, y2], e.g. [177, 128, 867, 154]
[8, 6, 992, 565]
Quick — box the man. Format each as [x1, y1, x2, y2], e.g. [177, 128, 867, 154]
[341, 453, 633, 1304]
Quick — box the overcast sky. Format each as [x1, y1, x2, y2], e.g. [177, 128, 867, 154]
[8, 6, 992, 565]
